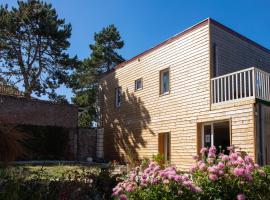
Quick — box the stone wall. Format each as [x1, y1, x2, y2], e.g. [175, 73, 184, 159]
[77, 128, 96, 161]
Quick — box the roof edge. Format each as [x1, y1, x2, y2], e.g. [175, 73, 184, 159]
[101, 18, 270, 79]
[100, 18, 210, 79]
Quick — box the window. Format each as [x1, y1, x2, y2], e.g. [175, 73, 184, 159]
[135, 78, 143, 91]
[160, 68, 170, 95]
[158, 132, 171, 163]
[202, 121, 230, 153]
[115, 87, 122, 107]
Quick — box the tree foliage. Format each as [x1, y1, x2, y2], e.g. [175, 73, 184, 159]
[0, 0, 78, 99]
[71, 25, 125, 127]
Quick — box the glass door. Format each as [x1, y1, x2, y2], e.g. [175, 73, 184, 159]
[202, 121, 230, 153]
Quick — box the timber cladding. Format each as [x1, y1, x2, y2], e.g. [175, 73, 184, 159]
[99, 18, 270, 170]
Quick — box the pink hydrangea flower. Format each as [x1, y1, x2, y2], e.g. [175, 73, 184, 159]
[209, 146, 217, 154]
[227, 146, 235, 152]
[144, 168, 151, 174]
[153, 165, 160, 172]
[237, 193, 245, 200]
[218, 170, 224, 176]
[173, 175, 181, 182]
[221, 155, 229, 162]
[190, 165, 197, 173]
[208, 166, 218, 174]
[200, 147, 208, 154]
[244, 155, 253, 163]
[120, 194, 128, 200]
[233, 167, 245, 177]
[181, 175, 189, 181]
[199, 162, 207, 171]
[258, 169, 266, 177]
[151, 177, 158, 185]
[208, 152, 216, 158]
[149, 162, 156, 169]
[217, 162, 225, 169]
[254, 164, 260, 169]
[245, 174, 253, 182]
[230, 153, 238, 161]
[209, 174, 218, 181]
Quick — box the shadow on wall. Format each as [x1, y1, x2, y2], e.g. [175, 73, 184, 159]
[100, 73, 154, 163]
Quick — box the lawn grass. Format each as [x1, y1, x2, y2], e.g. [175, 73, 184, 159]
[1, 164, 101, 180]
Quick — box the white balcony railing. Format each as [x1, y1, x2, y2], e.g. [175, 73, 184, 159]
[211, 67, 270, 104]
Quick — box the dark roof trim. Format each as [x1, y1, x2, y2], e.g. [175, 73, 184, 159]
[101, 18, 270, 79]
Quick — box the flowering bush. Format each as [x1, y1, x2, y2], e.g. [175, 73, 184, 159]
[0, 166, 120, 200]
[112, 162, 201, 200]
[191, 146, 270, 200]
[113, 146, 270, 200]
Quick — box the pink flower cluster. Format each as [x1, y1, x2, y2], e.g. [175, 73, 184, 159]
[193, 146, 267, 200]
[112, 146, 267, 200]
[112, 162, 201, 198]
[194, 146, 265, 182]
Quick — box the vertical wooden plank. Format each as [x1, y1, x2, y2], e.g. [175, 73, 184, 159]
[211, 80, 214, 104]
[253, 69, 256, 98]
[217, 79, 220, 103]
[248, 70, 251, 97]
[221, 77, 224, 102]
[224, 77, 227, 101]
[228, 75, 231, 100]
[236, 73, 239, 99]
[232, 74, 235, 100]
[240, 72, 243, 98]
[244, 71, 247, 98]
[266, 74, 270, 101]
[213, 80, 216, 104]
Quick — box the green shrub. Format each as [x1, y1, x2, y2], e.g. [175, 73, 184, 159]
[0, 166, 120, 200]
[152, 154, 165, 168]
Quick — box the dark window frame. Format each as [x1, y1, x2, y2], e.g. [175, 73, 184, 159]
[159, 67, 170, 95]
[135, 78, 143, 91]
[115, 87, 122, 107]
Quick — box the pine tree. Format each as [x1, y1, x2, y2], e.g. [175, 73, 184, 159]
[71, 25, 125, 127]
[0, 0, 78, 99]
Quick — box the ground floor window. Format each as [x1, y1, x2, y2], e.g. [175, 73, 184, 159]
[202, 121, 230, 153]
[158, 132, 170, 163]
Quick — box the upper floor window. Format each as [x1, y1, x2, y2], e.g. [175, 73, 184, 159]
[115, 87, 122, 107]
[135, 78, 143, 91]
[160, 68, 170, 95]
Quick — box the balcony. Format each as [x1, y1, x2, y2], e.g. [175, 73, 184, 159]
[211, 67, 270, 105]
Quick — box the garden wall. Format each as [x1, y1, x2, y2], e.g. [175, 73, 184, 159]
[77, 128, 97, 161]
[0, 94, 78, 128]
[0, 94, 79, 160]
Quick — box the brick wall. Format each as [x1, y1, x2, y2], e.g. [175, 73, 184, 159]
[0, 94, 78, 128]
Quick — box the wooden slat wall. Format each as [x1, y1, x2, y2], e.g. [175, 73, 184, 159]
[99, 21, 261, 170]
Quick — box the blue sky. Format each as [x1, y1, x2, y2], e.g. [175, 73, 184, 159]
[1, 0, 270, 101]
